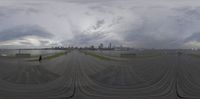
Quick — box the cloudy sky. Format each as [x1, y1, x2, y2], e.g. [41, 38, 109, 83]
[0, 0, 200, 49]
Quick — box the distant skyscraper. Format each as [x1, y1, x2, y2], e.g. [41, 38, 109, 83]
[99, 43, 104, 49]
[90, 45, 94, 49]
[89, 45, 95, 50]
[109, 42, 112, 48]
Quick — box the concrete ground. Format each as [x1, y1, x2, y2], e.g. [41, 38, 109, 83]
[0, 50, 199, 99]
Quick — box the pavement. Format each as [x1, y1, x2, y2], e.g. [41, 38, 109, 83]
[0, 50, 199, 99]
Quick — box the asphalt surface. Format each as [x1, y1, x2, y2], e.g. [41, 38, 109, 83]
[0, 50, 200, 99]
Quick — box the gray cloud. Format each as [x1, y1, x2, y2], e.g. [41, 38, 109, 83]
[92, 19, 105, 30]
[0, 25, 53, 42]
[1, 0, 200, 48]
[185, 33, 200, 42]
[71, 33, 106, 46]
[0, 6, 19, 18]
[59, 0, 117, 4]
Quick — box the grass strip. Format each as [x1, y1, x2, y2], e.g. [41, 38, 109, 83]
[190, 54, 200, 58]
[28, 52, 66, 62]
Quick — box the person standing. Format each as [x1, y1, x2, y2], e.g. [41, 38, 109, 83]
[39, 55, 42, 63]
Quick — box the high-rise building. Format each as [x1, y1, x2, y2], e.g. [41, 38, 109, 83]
[99, 43, 104, 49]
[109, 42, 112, 49]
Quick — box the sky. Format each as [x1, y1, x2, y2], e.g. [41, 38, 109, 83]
[0, 0, 200, 49]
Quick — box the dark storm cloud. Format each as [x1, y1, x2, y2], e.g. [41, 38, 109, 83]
[19, 41, 32, 45]
[0, 25, 53, 42]
[174, 6, 200, 19]
[0, 3, 41, 19]
[0, 6, 19, 18]
[185, 33, 200, 42]
[70, 33, 106, 46]
[93, 19, 105, 30]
